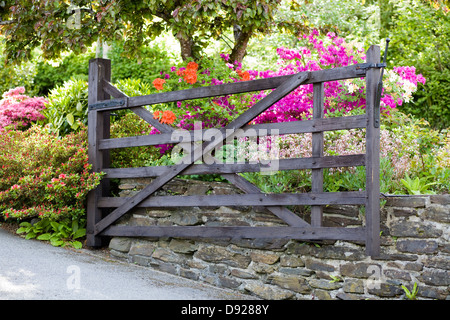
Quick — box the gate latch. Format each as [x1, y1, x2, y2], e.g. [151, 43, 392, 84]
[373, 38, 390, 128]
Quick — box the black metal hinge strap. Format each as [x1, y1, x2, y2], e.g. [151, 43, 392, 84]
[88, 97, 128, 111]
[373, 38, 390, 128]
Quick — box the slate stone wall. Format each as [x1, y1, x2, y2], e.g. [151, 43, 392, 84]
[108, 178, 450, 300]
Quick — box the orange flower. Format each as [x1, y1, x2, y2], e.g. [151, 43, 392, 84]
[160, 110, 176, 125]
[237, 69, 250, 81]
[183, 68, 197, 84]
[241, 71, 250, 81]
[153, 78, 166, 91]
[186, 61, 199, 71]
[153, 110, 162, 119]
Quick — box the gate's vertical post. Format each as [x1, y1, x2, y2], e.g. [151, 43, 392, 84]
[365, 46, 381, 257]
[87, 58, 111, 247]
[311, 82, 324, 227]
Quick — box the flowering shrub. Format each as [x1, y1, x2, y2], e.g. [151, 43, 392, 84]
[0, 87, 47, 129]
[107, 31, 448, 196]
[148, 55, 252, 133]
[247, 31, 426, 124]
[141, 31, 425, 155]
[0, 124, 103, 221]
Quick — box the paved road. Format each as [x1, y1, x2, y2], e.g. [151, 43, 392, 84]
[0, 228, 251, 300]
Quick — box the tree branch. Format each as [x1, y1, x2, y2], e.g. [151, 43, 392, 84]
[0, 19, 16, 25]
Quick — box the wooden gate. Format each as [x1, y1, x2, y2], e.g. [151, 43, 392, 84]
[87, 45, 382, 257]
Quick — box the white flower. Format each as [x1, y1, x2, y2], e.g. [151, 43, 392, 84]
[347, 82, 358, 93]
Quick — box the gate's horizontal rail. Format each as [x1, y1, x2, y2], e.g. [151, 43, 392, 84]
[97, 191, 366, 208]
[90, 64, 367, 112]
[99, 115, 367, 150]
[103, 154, 365, 178]
[100, 225, 366, 241]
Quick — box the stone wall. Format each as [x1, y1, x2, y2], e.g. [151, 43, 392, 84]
[108, 178, 450, 300]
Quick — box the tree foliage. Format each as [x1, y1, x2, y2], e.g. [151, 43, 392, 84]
[0, 0, 291, 64]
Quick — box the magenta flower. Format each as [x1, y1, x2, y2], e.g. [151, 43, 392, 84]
[0, 87, 47, 129]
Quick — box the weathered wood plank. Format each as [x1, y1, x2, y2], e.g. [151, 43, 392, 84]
[93, 72, 311, 235]
[365, 46, 381, 257]
[91, 63, 368, 112]
[130, 106, 174, 134]
[102, 154, 365, 178]
[97, 191, 366, 210]
[101, 79, 173, 133]
[98, 115, 367, 150]
[221, 173, 310, 227]
[101, 226, 366, 241]
[102, 79, 128, 99]
[86, 58, 111, 247]
[311, 82, 324, 227]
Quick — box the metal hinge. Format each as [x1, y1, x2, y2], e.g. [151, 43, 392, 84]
[88, 97, 127, 111]
[355, 63, 387, 75]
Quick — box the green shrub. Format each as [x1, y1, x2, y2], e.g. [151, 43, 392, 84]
[110, 112, 161, 168]
[401, 70, 450, 131]
[40, 78, 88, 136]
[33, 48, 95, 96]
[0, 124, 103, 221]
[110, 41, 177, 84]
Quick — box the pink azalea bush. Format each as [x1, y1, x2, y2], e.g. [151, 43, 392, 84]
[0, 124, 104, 221]
[247, 31, 426, 124]
[0, 87, 47, 129]
[137, 31, 425, 158]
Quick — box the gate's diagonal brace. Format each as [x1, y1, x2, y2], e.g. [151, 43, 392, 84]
[221, 173, 310, 227]
[101, 80, 174, 134]
[94, 72, 311, 235]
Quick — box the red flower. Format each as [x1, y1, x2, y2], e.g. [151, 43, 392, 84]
[153, 110, 162, 120]
[153, 78, 166, 91]
[160, 111, 176, 125]
[237, 69, 250, 81]
[183, 68, 197, 84]
[186, 61, 199, 71]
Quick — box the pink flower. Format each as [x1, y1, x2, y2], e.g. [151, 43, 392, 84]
[59, 174, 67, 179]
[0, 87, 47, 129]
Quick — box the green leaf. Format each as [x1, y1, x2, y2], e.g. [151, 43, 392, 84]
[66, 113, 75, 126]
[25, 232, 37, 240]
[50, 239, 64, 247]
[72, 220, 79, 233]
[50, 221, 60, 231]
[16, 227, 28, 234]
[72, 241, 83, 249]
[19, 221, 32, 227]
[37, 233, 52, 241]
[73, 228, 86, 239]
